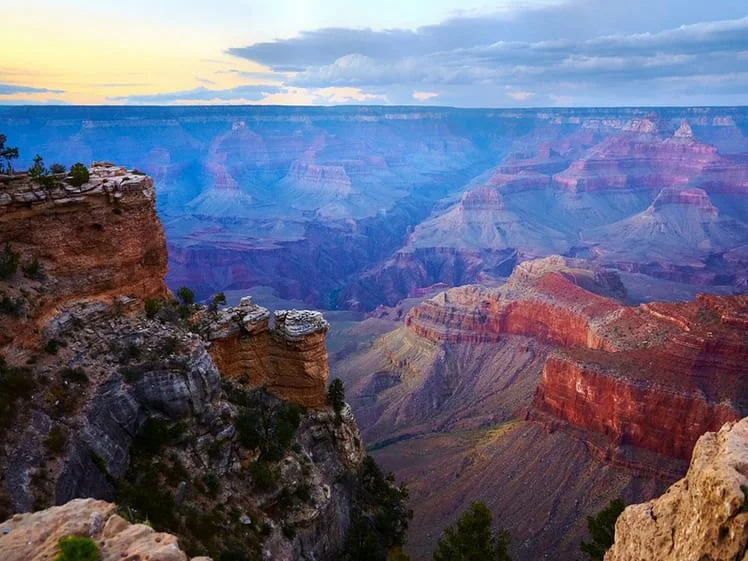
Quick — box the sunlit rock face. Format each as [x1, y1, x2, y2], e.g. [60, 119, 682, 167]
[0, 162, 169, 348]
[204, 297, 331, 408]
[0, 499, 210, 561]
[605, 418, 748, 561]
[402, 257, 747, 466]
[3, 106, 747, 307]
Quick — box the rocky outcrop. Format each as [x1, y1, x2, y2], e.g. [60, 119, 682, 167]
[399, 257, 747, 467]
[604, 418, 748, 561]
[405, 257, 640, 350]
[204, 297, 330, 408]
[0, 162, 168, 347]
[0, 498, 210, 561]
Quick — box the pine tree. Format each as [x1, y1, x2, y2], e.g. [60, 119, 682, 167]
[433, 502, 511, 561]
[580, 498, 625, 561]
[327, 378, 345, 421]
[0, 134, 19, 175]
[68, 162, 90, 187]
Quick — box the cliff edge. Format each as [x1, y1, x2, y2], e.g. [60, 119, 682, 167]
[605, 417, 748, 561]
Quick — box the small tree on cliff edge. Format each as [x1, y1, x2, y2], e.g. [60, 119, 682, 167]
[208, 291, 226, 314]
[68, 162, 90, 187]
[433, 502, 511, 561]
[580, 498, 625, 561]
[176, 286, 195, 306]
[328, 378, 345, 423]
[0, 134, 19, 175]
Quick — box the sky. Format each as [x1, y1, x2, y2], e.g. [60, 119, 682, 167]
[1, 0, 747, 107]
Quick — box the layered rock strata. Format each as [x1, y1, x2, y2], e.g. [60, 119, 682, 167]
[204, 297, 330, 408]
[0, 498, 210, 561]
[0, 162, 168, 347]
[403, 257, 747, 465]
[604, 418, 748, 561]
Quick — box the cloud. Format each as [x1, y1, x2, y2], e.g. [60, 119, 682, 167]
[413, 91, 439, 101]
[0, 83, 65, 95]
[226, 1, 748, 106]
[506, 89, 534, 101]
[108, 84, 281, 104]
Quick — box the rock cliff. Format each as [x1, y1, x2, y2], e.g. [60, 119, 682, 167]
[0, 498, 210, 561]
[0, 162, 168, 348]
[400, 256, 746, 466]
[0, 164, 390, 561]
[604, 418, 748, 561]
[204, 297, 330, 408]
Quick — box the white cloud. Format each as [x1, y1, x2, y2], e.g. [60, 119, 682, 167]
[413, 91, 439, 100]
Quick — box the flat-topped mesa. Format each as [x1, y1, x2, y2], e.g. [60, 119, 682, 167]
[205, 297, 330, 408]
[459, 186, 505, 211]
[405, 256, 635, 349]
[648, 186, 719, 216]
[0, 162, 168, 348]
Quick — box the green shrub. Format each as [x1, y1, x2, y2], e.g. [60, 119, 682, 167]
[54, 535, 99, 561]
[144, 298, 161, 319]
[44, 339, 63, 354]
[0, 243, 20, 279]
[176, 286, 195, 306]
[235, 398, 302, 462]
[22, 257, 42, 280]
[28, 154, 47, 181]
[203, 473, 221, 499]
[61, 367, 89, 384]
[50, 163, 66, 174]
[295, 482, 311, 502]
[0, 134, 19, 175]
[0, 292, 23, 316]
[135, 417, 186, 455]
[328, 378, 345, 423]
[249, 461, 278, 492]
[68, 163, 90, 187]
[218, 552, 250, 561]
[580, 499, 625, 561]
[45, 425, 68, 455]
[432, 502, 511, 561]
[0, 357, 34, 429]
[208, 292, 227, 313]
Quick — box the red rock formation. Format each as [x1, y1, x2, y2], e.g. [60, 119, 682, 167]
[205, 297, 330, 408]
[0, 163, 169, 348]
[403, 257, 747, 464]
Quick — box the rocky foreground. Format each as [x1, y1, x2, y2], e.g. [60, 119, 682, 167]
[606, 417, 748, 561]
[0, 499, 210, 561]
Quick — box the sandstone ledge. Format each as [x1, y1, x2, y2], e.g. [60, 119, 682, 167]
[605, 418, 748, 561]
[204, 296, 330, 408]
[0, 498, 210, 561]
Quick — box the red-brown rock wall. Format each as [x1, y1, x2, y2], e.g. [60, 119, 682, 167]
[0, 164, 169, 347]
[533, 355, 741, 460]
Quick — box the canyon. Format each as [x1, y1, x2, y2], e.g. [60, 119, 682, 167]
[332, 256, 747, 559]
[2, 106, 747, 306]
[1, 105, 747, 561]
